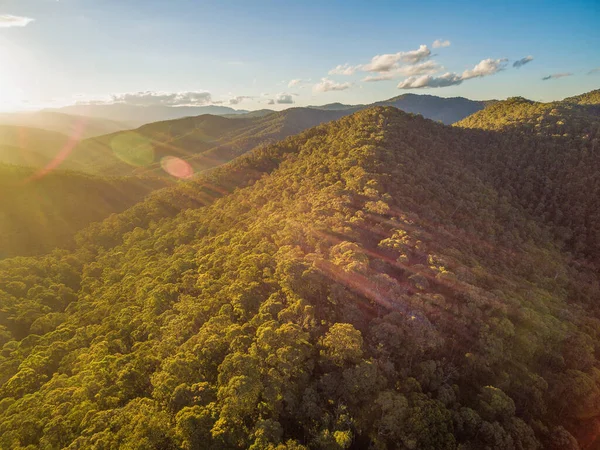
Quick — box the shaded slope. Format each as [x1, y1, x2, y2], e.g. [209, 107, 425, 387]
[455, 96, 600, 263]
[0, 108, 599, 448]
[374, 93, 491, 124]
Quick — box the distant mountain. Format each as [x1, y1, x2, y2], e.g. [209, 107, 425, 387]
[373, 93, 492, 124]
[49, 103, 249, 127]
[222, 109, 276, 119]
[46, 93, 490, 128]
[307, 94, 490, 124]
[0, 111, 132, 139]
[308, 102, 359, 111]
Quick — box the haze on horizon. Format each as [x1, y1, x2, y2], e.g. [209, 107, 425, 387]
[0, 0, 598, 112]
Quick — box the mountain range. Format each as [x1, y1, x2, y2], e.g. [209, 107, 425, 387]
[0, 89, 599, 449]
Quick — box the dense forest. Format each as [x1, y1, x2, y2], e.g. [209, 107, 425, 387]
[1, 96, 600, 449]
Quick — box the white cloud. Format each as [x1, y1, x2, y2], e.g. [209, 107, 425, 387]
[229, 95, 253, 105]
[0, 15, 34, 28]
[267, 99, 275, 105]
[276, 93, 294, 104]
[542, 73, 572, 80]
[288, 79, 310, 88]
[109, 91, 212, 106]
[461, 58, 507, 80]
[398, 72, 463, 89]
[513, 56, 534, 68]
[362, 73, 397, 82]
[313, 78, 353, 93]
[362, 61, 442, 82]
[396, 58, 507, 89]
[362, 45, 432, 72]
[328, 64, 357, 76]
[432, 39, 451, 49]
[589, 68, 600, 75]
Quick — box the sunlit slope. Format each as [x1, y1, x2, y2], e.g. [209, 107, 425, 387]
[0, 111, 132, 139]
[68, 108, 352, 177]
[0, 125, 72, 168]
[0, 108, 599, 448]
[0, 164, 166, 258]
[455, 96, 600, 134]
[564, 88, 600, 105]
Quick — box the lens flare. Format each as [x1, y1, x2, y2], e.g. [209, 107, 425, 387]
[111, 132, 154, 167]
[161, 156, 194, 179]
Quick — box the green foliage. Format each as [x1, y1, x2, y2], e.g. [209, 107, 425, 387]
[0, 104, 599, 449]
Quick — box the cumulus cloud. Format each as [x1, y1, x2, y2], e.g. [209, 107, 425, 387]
[397, 58, 507, 89]
[362, 73, 397, 82]
[0, 14, 34, 28]
[110, 91, 212, 106]
[267, 99, 275, 105]
[513, 56, 534, 68]
[542, 73, 572, 80]
[362, 61, 442, 82]
[288, 79, 310, 88]
[313, 78, 353, 93]
[587, 68, 600, 75]
[276, 93, 294, 104]
[328, 64, 357, 76]
[462, 58, 507, 79]
[432, 39, 451, 48]
[229, 95, 253, 105]
[362, 45, 432, 72]
[398, 72, 463, 89]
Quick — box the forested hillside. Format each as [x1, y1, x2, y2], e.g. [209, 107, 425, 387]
[0, 125, 71, 168]
[66, 108, 352, 177]
[455, 96, 600, 264]
[1, 107, 599, 449]
[0, 165, 165, 258]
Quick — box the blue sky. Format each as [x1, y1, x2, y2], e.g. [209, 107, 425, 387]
[0, 0, 598, 111]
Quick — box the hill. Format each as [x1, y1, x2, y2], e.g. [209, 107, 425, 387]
[64, 108, 354, 177]
[0, 125, 72, 168]
[455, 95, 600, 263]
[374, 94, 491, 124]
[0, 107, 599, 449]
[308, 94, 490, 124]
[0, 111, 132, 139]
[51, 104, 250, 128]
[222, 109, 276, 119]
[564, 88, 600, 105]
[0, 165, 166, 258]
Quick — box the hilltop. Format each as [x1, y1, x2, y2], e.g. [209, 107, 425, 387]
[0, 107, 599, 448]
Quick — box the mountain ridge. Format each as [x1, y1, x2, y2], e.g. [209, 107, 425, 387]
[1, 106, 598, 448]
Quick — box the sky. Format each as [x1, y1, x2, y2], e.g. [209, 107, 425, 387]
[0, 0, 598, 112]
